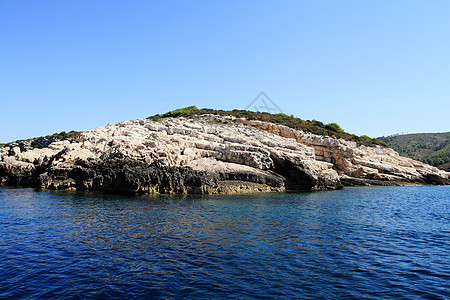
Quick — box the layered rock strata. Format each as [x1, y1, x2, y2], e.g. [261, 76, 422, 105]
[1, 115, 448, 194]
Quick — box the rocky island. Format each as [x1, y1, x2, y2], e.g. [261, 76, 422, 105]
[1, 108, 449, 194]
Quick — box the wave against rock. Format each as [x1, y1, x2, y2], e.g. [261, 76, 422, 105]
[1, 115, 449, 194]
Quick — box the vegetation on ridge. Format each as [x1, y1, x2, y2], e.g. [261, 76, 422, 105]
[1, 107, 390, 150]
[1, 131, 81, 149]
[147, 107, 388, 148]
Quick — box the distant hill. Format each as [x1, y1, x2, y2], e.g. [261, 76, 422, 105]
[378, 132, 450, 171]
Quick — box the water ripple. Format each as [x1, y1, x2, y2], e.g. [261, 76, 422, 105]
[0, 186, 449, 299]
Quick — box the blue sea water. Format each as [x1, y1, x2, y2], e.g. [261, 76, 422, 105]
[0, 186, 449, 299]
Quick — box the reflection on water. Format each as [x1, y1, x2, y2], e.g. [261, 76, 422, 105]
[0, 186, 449, 299]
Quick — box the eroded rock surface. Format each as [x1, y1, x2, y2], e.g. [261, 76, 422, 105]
[1, 115, 448, 194]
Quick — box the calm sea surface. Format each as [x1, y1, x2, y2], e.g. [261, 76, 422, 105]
[0, 186, 449, 299]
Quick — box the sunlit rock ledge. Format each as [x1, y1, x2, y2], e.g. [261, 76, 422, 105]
[1, 114, 449, 194]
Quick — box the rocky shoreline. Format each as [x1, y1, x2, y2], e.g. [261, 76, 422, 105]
[1, 114, 449, 194]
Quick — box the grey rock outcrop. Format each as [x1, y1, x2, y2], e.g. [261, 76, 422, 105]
[0, 115, 448, 194]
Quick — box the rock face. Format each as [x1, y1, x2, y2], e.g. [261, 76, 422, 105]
[1, 115, 449, 194]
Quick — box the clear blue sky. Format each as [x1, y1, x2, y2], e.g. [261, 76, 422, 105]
[1, 0, 449, 143]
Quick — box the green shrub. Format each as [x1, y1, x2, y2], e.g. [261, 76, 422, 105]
[358, 135, 388, 147]
[312, 119, 324, 127]
[147, 106, 198, 120]
[148, 115, 162, 121]
[325, 122, 344, 133]
[275, 113, 290, 118]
